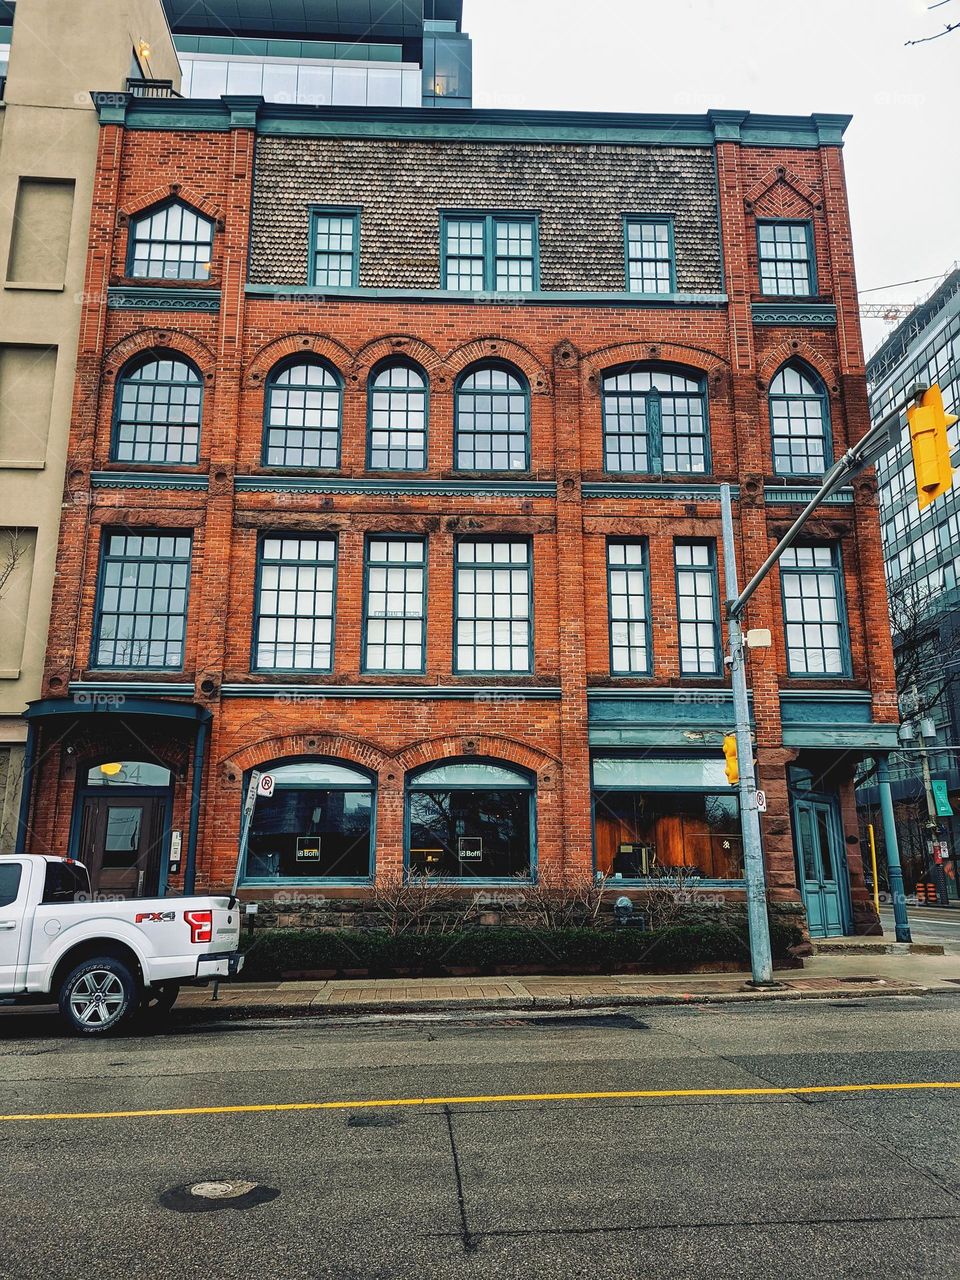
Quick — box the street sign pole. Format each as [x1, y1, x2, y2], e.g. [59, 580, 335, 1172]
[232, 769, 262, 901]
[720, 483, 774, 986]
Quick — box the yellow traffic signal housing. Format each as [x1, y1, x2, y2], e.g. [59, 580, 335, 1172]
[907, 384, 957, 510]
[722, 734, 739, 786]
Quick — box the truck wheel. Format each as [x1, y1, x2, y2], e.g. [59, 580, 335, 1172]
[141, 984, 180, 1017]
[59, 957, 138, 1035]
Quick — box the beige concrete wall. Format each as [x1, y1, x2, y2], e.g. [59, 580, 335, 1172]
[0, 0, 178, 850]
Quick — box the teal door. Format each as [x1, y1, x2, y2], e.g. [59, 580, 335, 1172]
[793, 797, 851, 938]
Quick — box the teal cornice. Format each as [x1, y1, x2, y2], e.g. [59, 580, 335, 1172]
[220, 683, 562, 700]
[782, 724, 900, 750]
[108, 287, 221, 313]
[92, 96, 851, 149]
[582, 482, 737, 500]
[235, 476, 556, 497]
[68, 680, 196, 697]
[763, 484, 853, 506]
[244, 284, 729, 308]
[752, 302, 837, 326]
[91, 470, 210, 491]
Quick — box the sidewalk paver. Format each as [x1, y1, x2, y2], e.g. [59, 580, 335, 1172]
[169, 946, 959, 1023]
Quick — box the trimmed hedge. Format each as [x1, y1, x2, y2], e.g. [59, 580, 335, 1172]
[239, 918, 803, 982]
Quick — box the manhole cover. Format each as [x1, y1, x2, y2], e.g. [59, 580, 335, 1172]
[160, 1178, 280, 1213]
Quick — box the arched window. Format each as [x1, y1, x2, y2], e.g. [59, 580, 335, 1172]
[263, 359, 342, 469]
[112, 355, 203, 464]
[455, 364, 530, 472]
[367, 362, 428, 470]
[769, 362, 831, 475]
[244, 759, 375, 883]
[406, 760, 535, 880]
[128, 201, 214, 281]
[601, 366, 709, 474]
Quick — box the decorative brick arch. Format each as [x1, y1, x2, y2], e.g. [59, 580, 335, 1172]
[351, 335, 447, 388]
[392, 733, 561, 781]
[580, 340, 727, 398]
[757, 342, 839, 394]
[118, 184, 224, 228]
[220, 731, 390, 780]
[245, 334, 354, 387]
[102, 328, 217, 383]
[444, 338, 551, 393]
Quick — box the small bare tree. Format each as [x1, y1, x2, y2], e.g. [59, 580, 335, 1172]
[519, 863, 610, 930]
[0, 529, 28, 602]
[370, 866, 468, 936]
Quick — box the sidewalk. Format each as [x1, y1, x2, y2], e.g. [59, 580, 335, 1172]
[175, 949, 960, 1022]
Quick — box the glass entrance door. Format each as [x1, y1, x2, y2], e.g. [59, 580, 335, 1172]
[793, 797, 851, 938]
[77, 795, 167, 897]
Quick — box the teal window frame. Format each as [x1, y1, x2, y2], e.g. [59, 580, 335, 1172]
[366, 359, 429, 471]
[262, 356, 343, 470]
[127, 199, 214, 282]
[601, 365, 710, 475]
[674, 541, 722, 676]
[252, 533, 338, 674]
[308, 206, 360, 288]
[780, 543, 851, 678]
[440, 212, 539, 293]
[361, 535, 428, 675]
[756, 219, 816, 297]
[590, 752, 745, 887]
[111, 353, 203, 466]
[404, 758, 537, 884]
[769, 360, 832, 477]
[606, 540, 652, 675]
[91, 530, 192, 671]
[454, 361, 531, 473]
[240, 756, 376, 887]
[453, 538, 533, 676]
[623, 216, 676, 294]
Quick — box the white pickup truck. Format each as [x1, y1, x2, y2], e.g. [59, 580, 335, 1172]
[0, 855, 243, 1034]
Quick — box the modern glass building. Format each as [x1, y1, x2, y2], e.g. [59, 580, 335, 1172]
[162, 0, 472, 108]
[863, 267, 960, 899]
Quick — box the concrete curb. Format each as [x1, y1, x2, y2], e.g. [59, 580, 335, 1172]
[172, 982, 928, 1025]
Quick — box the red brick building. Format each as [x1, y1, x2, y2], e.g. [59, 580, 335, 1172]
[17, 95, 900, 938]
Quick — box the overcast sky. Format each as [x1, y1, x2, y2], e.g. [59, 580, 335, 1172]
[465, 0, 958, 356]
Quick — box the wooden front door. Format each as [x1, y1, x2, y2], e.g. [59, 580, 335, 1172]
[77, 795, 168, 897]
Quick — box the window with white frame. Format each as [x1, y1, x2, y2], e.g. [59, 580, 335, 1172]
[363, 537, 427, 673]
[454, 540, 532, 674]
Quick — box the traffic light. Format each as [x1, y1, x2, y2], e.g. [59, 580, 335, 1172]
[722, 734, 739, 786]
[907, 384, 957, 510]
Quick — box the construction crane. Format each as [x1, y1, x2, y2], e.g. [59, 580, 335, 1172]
[859, 301, 916, 323]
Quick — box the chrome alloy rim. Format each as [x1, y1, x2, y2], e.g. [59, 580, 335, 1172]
[69, 970, 126, 1026]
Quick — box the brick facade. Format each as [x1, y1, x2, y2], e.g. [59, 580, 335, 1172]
[22, 101, 897, 937]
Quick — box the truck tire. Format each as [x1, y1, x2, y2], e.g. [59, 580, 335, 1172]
[58, 956, 138, 1035]
[141, 983, 180, 1018]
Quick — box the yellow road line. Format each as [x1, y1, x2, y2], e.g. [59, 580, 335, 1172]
[1, 1081, 959, 1123]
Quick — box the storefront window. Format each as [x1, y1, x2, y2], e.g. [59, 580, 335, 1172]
[592, 755, 743, 882]
[244, 760, 374, 882]
[406, 761, 534, 880]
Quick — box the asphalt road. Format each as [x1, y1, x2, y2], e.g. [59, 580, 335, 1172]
[0, 997, 958, 1280]
[880, 903, 960, 948]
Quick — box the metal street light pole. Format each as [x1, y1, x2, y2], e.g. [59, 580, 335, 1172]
[720, 483, 774, 986]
